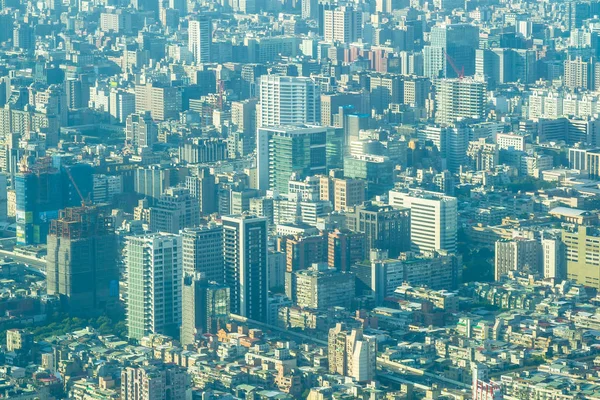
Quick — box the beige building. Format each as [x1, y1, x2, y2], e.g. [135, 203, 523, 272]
[135, 83, 182, 121]
[6, 329, 33, 352]
[319, 175, 366, 211]
[563, 225, 600, 289]
[328, 324, 377, 382]
[121, 364, 187, 400]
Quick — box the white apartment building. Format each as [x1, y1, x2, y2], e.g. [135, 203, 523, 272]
[388, 189, 458, 253]
[125, 233, 182, 340]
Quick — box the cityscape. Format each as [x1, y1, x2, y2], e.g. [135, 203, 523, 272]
[2, 0, 600, 399]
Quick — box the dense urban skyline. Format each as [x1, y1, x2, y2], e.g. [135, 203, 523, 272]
[1, 0, 600, 399]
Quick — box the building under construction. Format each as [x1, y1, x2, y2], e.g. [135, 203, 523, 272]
[46, 205, 118, 316]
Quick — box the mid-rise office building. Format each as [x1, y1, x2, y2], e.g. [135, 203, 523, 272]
[389, 189, 458, 254]
[181, 223, 224, 282]
[494, 238, 541, 280]
[148, 187, 200, 234]
[368, 250, 462, 303]
[181, 273, 230, 346]
[346, 202, 411, 258]
[257, 125, 327, 194]
[185, 167, 217, 215]
[319, 175, 366, 211]
[343, 155, 394, 197]
[542, 237, 567, 281]
[135, 83, 182, 121]
[328, 229, 366, 272]
[291, 263, 355, 309]
[277, 233, 328, 273]
[563, 225, 600, 289]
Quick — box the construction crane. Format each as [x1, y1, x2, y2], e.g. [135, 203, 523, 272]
[63, 166, 88, 208]
[442, 49, 464, 79]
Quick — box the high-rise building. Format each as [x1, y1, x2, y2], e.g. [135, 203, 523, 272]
[222, 214, 268, 321]
[109, 89, 135, 124]
[13, 24, 34, 52]
[185, 167, 217, 215]
[388, 189, 458, 254]
[346, 202, 411, 258]
[15, 163, 63, 246]
[475, 48, 537, 87]
[425, 23, 479, 79]
[181, 224, 224, 281]
[323, 6, 362, 44]
[563, 56, 600, 90]
[434, 78, 486, 125]
[126, 111, 158, 150]
[403, 76, 430, 107]
[125, 233, 182, 340]
[92, 174, 123, 204]
[180, 273, 230, 346]
[231, 99, 258, 136]
[188, 17, 212, 63]
[278, 233, 328, 297]
[256, 125, 327, 194]
[258, 75, 320, 128]
[121, 363, 187, 400]
[302, 0, 319, 19]
[0, 173, 6, 222]
[277, 233, 328, 273]
[494, 238, 541, 280]
[328, 324, 377, 382]
[46, 206, 118, 315]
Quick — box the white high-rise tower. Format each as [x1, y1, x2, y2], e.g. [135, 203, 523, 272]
[188, 17, 212, 63]
[125, 233, 182, 340]
[258, 75, 320, 128]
